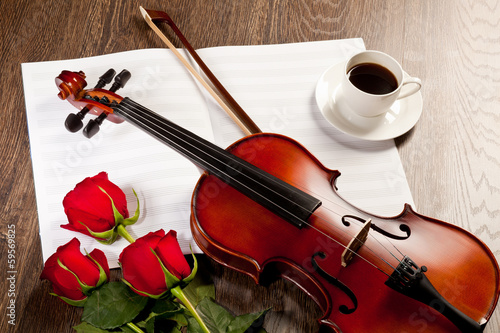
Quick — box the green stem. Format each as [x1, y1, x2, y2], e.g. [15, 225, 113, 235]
[171, 286, 210, 333]
[126, 322, 145, 333]
[117, 224, 135, 243]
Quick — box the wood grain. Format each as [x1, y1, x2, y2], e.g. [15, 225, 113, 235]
[1, 0, 499, 332]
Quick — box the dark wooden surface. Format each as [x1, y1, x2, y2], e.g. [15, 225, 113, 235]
[1, 0, 499, 332]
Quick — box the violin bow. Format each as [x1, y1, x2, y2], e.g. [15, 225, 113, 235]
[139, 6, 262, 136]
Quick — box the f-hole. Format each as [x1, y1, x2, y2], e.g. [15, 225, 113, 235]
[311, 252, 358, 314]
[342, 215, 411, 240]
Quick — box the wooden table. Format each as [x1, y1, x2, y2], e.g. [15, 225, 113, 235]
[1, 0, 499, 332]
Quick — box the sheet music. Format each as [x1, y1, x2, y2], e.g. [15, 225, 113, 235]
[22, 39, 414, 269]
[197, 40, 414, 215]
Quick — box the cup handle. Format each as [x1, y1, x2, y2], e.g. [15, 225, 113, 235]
[397, 77, 422, 99]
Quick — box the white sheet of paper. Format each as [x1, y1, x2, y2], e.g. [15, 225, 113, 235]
[22, 38, 414, 268]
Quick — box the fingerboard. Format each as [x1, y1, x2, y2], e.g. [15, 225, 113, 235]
[113, 97, 321, 228]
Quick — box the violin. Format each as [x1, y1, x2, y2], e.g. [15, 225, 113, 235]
[55, 69, 499, 333]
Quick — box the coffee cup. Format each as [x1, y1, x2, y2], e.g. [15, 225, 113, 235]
[337, 51, 421, 117]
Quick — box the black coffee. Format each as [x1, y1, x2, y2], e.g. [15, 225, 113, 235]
[347, 63, 398, 95]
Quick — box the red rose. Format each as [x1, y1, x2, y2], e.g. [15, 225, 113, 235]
[40, 238, 110, 306]
[62, 172, 139, 244]
[119, 229, 195, 298]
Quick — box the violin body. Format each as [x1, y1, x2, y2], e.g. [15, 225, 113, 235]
[191, 133, 500, 333]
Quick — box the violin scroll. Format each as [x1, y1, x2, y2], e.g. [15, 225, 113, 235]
[55, 69, 131, 137]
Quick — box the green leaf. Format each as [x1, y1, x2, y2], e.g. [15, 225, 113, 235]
[135, 298, 186, 333]
[197, 297, 234, 333]
[184, 282, 214, 308]
[82, 282, 148, 330]
[134, 318, 155, 333]
[73, 322, 111, 332]
[186, 316, 204, 333]
[150, 298, 184, 319]
[156, 313, 189, 332]
[167, 313, 189, 327]
[193, 297, 269, 333]
[227, 308, 269, 333]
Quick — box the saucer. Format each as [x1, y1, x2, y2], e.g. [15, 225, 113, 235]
[315, 61, 423, 141]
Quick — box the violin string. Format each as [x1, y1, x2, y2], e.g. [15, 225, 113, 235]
[300, 218, 397, 274]
[293, 217, 392, 275]
[288, 190, 400, 272]
[113, 98, 401, 275]
[285, 184, 403, 270]
[386, 236, 406, 259]
[364, 228, 402, 265]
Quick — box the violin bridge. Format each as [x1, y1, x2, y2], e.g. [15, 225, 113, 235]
[341, 219, 372, 267]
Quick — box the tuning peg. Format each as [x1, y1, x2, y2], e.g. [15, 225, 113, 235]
[64, 110, 87, 132]
[95, 68, 116, 88]
[109, 69, 131, 92]
[83, 112, 107, 138]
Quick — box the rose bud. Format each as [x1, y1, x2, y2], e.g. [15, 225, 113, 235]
[40, 238, 110, 306]
[119, 229, 197, 298]
[62, 172, 139, 244]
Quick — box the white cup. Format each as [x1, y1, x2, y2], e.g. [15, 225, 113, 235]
[338, 51, 421, 117]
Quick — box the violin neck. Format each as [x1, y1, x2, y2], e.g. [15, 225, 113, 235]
[113, 97, 321, 228]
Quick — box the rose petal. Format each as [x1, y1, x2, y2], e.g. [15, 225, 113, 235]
[119, 230, 168, 296]
[63, 177, 115, 224]
[63, 207, 115, 233]
[51, 267, 87, 300]
[155, 230, 191, 280]
[87, 248, 111, 279]
[91, 172, 129, 219]
[56, 238, 101, 287]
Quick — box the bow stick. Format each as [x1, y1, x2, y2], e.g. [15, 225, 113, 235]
[139, 7, 261, 136]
